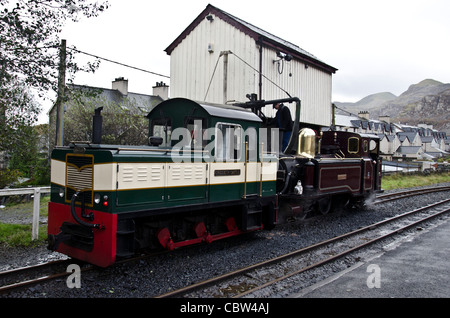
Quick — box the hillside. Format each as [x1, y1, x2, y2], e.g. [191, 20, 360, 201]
[334, 92, 397, 115]
[335, 79, 450, 133]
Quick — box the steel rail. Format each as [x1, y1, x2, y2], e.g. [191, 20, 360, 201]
[0, 259, 69, 277]
[2, 186, 448, 296]
[235, 201, 450, 297]
[156, 198, 450, 298]
[374, 186, 450, 203]
[0, 259, 94, 294]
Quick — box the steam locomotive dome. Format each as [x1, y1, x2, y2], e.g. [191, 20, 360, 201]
[297, 128, 317, 158]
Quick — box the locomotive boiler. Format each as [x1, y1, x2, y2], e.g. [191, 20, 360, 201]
[47, 97, 382, 267]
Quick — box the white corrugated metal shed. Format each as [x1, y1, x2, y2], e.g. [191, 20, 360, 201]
[165, 4, 337, 128]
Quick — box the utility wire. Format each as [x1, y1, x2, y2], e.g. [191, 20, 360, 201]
[230, 51, 292, 98]
[204, 53, 222, 101]
[333, 104, 362, 118]
[69, 47, 170, 79]
[203, 50, 292, 100]
[70, 47, 292, 98]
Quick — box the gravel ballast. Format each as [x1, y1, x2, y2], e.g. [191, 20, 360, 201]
[1, 183, 449, 298]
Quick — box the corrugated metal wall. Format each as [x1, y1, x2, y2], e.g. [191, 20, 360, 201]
[169, 14, 332, 127]
[170, 17, 258, 104]
[260, 49, 332, 126]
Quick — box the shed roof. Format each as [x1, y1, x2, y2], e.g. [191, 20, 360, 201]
[165, 4, 337, 74]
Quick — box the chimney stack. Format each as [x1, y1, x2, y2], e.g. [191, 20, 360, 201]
[153, 81, 169, 100]
[379, 115, 391, 124]
[358, 110, 370, 120]
[112, 77, 128, 95]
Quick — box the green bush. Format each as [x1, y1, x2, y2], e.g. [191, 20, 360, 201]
[0, 168, 22, 189]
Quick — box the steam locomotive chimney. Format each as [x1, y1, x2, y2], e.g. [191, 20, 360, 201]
[92, 107, 103, 144]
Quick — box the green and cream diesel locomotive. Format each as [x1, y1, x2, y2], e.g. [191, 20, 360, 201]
[48, 97, 382, 267]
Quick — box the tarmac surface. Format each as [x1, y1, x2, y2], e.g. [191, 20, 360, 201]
[292, 216, 450, 298]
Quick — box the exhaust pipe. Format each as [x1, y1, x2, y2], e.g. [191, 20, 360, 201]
[234, 97, 301, 155]
[92, 107, 103, 144]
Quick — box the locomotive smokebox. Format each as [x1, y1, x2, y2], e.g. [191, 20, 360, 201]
[92, 107, 103, 144]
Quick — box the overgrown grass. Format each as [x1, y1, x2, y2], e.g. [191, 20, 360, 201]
[381, 172, 450, 191]
[0, 223, 48, 247]
[0, 195, 49, 248]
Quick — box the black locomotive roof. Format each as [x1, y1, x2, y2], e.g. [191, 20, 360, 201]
[147, 97, 262, 123]
[200, 102, 262, 122]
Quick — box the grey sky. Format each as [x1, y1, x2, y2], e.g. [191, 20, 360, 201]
[39, 0, 450, 122]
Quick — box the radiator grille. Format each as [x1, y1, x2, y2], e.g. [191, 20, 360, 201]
[66, 154, 94, 206]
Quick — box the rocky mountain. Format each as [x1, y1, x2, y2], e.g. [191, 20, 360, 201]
[334, 92, 397, 115]
[335, 79, 450, 133]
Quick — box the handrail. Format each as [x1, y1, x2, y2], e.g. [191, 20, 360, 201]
[0, 187, 51, 240]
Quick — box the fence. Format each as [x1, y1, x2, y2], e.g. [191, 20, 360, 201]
[0, 187, 51, 240]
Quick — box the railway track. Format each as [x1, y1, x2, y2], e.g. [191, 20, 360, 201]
[374, 185, 450, 203]
[156, 197, 450, 298]
[0, 252, 165, 295]
[0, 259, 77, 294]
[1, 186, 449, 296]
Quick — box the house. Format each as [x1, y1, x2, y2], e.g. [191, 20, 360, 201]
[394, 146, 423, 161]
[397, 131, 421, 147]
[379, 134, 400, 161]
[332, 109, 449, 162]
[48, 78, 167, 150]
[165, 4, 337, 129]
[445, 137, 450, 152]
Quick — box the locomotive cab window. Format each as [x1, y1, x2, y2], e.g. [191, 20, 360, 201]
[185, 117, 206, 148]
[215, 123, 243, 162]
[369, 139, 378, 153]
[151, 118, 172, 147]
[363, 140, 368, 153]
[348, 137, 359, 154]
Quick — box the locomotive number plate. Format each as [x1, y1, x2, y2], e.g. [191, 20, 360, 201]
[214, 169, 241, 176]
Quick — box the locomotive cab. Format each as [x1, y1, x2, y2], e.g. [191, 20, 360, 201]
[276, 129, 382, 220]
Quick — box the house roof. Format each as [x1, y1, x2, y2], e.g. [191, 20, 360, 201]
[55, 84, 164, 114]
[396, 146, 422, 154]
[420, 135, 434, 143]
[164, 4, 337, 74]
[397, 132, 418, 143]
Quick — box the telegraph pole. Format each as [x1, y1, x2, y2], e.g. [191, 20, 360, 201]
[223, 51, 228, 104]
[221, 50, 231, 104]
[55, 39, 66, 147]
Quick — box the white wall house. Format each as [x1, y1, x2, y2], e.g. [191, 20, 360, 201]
[333, 110, 448, 161]
[165, 4, 337, 128]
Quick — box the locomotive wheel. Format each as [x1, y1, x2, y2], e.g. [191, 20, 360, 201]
[317, 197, 332, 215]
